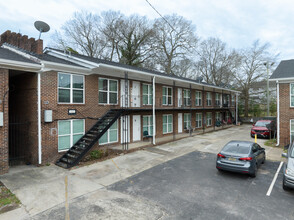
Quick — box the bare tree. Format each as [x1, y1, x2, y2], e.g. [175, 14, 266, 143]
[153, 14, 198, 75]
[196, 37, 241, 86]
[234, 40, 276, 117]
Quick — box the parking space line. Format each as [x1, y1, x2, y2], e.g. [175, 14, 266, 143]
[266, 161, 283, 196]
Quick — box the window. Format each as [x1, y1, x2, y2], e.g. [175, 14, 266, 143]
[184, 113, 191, 129]
[215, 93, 220, 106]
[224, 94, 230, 106]
[143, 115, 153, 136]
[143, 84, 153, 105]
[163, 114, 173, 134]
[207, 112, 212, 126]
[163, 87, 173, 105]
[291, 84, 294, 107]
[98, 78, 118, 104]
[195, 91, 202, 106]
[184, 89, 191, 106]
[206, 92, 212, 106]
[231, 94, 235, 106]
[216, 112, 221, 121]
[58, 73, 84, 104]
[99, 120, 118, 144]
[58, 119, 85, 151]
[225, 111, 230, 121]
[196, 113, 202, 128]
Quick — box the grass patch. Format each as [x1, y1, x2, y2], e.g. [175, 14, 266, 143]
[264, 139, 277, 147]
[0, 182, 20, 213]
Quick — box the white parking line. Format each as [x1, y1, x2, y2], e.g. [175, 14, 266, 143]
[266, 161, 283, 196]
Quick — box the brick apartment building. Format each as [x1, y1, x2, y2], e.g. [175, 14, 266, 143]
[0, 30, 239, 174]
[270, 59, 294, 147]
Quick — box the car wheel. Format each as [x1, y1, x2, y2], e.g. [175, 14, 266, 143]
[250, 164, 257, 178]
[283, 178, 289, 191]
[262, 156, 265, 164]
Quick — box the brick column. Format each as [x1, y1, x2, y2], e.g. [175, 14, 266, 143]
[0, 68, 9, 174]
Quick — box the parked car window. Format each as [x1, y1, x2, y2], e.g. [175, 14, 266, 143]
[255, 121, 270, 127]
[252, 144, 259, 152]
[222, 143, 250, 154]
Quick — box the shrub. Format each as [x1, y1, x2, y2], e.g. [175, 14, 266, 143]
[90, 150, 103, 160]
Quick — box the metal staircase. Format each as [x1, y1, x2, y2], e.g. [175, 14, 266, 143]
[56, 109, 125, 168]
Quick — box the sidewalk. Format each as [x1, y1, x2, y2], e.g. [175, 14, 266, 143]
[0, 124, 283, 219]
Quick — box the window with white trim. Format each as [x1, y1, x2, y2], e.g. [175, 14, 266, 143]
[163, 114, 173, 134]
[206, 112, 212, 126]
[216, 112, 221, 121]
[98, 78, 118, 104]
[184, 89, 191, 106]
[143, 84, 153, 105]
[215, 93, 220, 106]
[184, 113, 191, 130]
[291, 120, 294, 144]
[195, 91, 202, 106]
[196, 113, 202, 128]
[58, 119, 85, 151]
[99, 120, 118, 144]
[291, 84, 294, 107]
[231, 94, 235, 106]
[163, 86, 173, 105]
[58, 73, 84, 103]
[143, 115, 153, 136]
[206, 92, 212, 106]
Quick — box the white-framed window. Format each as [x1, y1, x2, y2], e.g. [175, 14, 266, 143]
[290, 84, 294, 107]
[215, 93, 220, 106]
[231, 94, 235, 106]
[184, 89, 191, 106]
[163, 114, 173, 134]
[196, 113, 202, 128]
[58, 73, 84, 104]
[143, 84, 153, 105]
[163, 86, 173, 105]
[99, 120, 118, 144]
[143, 115, 153, 136]
[206, 112, 212, 126]
[98, 78, 118, 104]
[225, 94, 230, 106]
[184, 113, 191, 130]
[195, 91, 202, 106]
[58, 119, 85, 151]
[216, 112, 221, 121]
[206, 92, 212, 106]
[290, 120, 294, 143]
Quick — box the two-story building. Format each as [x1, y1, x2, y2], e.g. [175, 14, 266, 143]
[270, 59, 294, 147]
[0, 31, 239, 173]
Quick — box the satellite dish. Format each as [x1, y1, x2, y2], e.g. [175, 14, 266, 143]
[34, 21, 50, 39]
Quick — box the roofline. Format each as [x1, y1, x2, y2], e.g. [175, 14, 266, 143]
[0, 58, 41, 72]
[269, 77, 294, 82]
[96, 63, 241, 93]
[42, 61, 91, 75]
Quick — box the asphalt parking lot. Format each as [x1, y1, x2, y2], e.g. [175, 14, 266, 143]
[109, 151, 294, 220]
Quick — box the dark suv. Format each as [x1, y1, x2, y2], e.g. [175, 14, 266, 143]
[250, 120, 276, 138]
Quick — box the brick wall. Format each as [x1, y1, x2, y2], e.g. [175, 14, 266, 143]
[0, 69, 9, 174]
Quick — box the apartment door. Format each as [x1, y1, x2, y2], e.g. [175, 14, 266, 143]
[120, 79, 129, 107]
[132, 115, 141, 142]
[178, 88, 182, 107]
[132, 81, 140, 107]
[121, 115, 130, 143]
[178, 113, 183, 133]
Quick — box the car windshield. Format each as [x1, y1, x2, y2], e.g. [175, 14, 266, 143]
[222, 143, 250, 155]
[255, 121, 270, 127]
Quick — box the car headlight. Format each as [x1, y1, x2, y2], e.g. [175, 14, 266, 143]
[286, 168, 294, 177]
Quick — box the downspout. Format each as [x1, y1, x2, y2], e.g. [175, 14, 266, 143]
[38, 72, 42, 164]
[153, 76, 156, 145]
[276, 81, 280, 146]
[236, 94, 238, 125]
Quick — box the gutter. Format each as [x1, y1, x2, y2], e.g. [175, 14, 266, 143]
[38, 72, 42, 164]
[42, 61, 91, 75]
[0, 58, 41, 72]
[276, 81, 280, 146]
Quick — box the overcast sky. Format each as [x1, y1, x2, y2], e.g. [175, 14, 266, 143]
[0, 0, 293, 61]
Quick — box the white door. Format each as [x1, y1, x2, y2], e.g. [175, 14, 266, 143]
[120, 80, 129, 107]
[178, 113, 183, 133]
[121, 116, 130, 143]
[132, 115, 141, 142]
[132, 81, 140, 107]
[178, 88, 182, 107]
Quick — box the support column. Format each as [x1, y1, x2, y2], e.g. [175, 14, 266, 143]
[152, 76, 156, 145]
[0, 68, 9, 174]
[236, 93, 238, 125]
[38, 72, 42, 164]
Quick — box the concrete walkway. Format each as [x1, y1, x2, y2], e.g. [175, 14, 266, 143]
[0, 124, 283, 220]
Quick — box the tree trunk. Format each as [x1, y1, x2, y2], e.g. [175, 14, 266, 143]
[244, 89, 249, 117]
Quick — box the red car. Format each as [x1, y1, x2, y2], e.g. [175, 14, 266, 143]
[250, 120, 276, 138]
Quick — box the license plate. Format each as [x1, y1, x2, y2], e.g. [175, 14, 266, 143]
[228, 157, 236, 161]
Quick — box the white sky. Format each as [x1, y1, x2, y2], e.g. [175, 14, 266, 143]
[0, 0, 293, 61]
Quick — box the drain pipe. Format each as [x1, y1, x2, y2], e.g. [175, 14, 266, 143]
[38, 72, 42, 164]
[276, 81, 280, 146]
[153, 76, 156, 145]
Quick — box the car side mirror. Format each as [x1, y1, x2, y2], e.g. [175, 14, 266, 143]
[282, 152, 288, 158]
